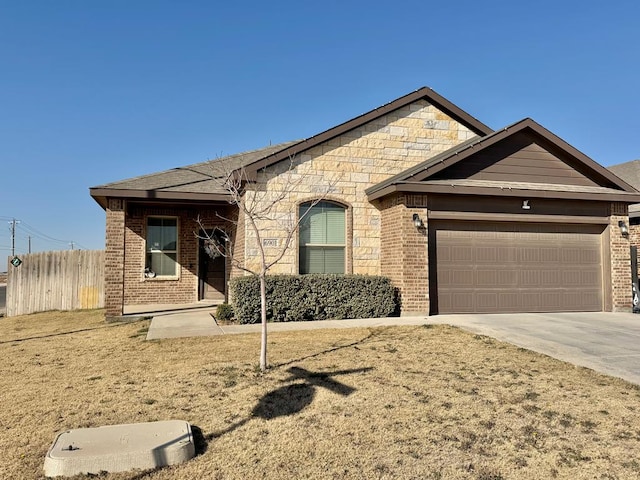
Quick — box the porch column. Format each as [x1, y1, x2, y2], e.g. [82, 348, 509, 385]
[105, 198, 126, 317]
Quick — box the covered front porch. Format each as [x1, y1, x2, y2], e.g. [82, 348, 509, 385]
[100, 198, 238, 318]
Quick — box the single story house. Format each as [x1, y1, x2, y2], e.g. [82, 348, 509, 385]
[90, 87, 640, 318]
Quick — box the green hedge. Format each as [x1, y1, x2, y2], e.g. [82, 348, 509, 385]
[230, 274, 398, 324]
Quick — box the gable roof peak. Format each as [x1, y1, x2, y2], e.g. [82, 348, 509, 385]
[367, 116, 638, 199]
[241, 86, 492, 176]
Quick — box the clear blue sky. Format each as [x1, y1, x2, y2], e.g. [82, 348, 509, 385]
[2, 1, 639, 259]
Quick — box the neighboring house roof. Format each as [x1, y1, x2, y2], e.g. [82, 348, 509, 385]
[366, 118, 640, 203]
[609, 159, 640, 217]
[90, 87, 492, 208]
[89, 142, 299, 208]
[609, 159, 640, 189]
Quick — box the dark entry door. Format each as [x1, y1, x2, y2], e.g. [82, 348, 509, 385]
[199, 231, 226, 301]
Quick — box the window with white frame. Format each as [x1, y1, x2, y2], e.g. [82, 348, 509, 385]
[146, 217, 178, 277]
[299, 201, 345, 274]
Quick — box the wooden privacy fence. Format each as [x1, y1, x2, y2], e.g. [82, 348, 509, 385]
[6, 250, 104, 317]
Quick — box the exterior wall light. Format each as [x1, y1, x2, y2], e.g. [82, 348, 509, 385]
[522, 200, 531, 210]
[619, 220, 629, 237]
[412, 213, 424, 229]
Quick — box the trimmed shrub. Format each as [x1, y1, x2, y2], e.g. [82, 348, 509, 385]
[230, 274, 398, 324]
[215, 303, 234, 323]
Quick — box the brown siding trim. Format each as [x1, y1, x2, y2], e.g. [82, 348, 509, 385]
[90, 189, 231, 208]
[368, 183, 640, 203]
[427, 211, 609, 224]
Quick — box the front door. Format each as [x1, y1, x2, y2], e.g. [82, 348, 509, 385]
[199, 230, 226, 301]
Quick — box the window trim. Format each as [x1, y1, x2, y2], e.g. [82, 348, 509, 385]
[145, 216, 179, 280]
[298, 199, 352, 275]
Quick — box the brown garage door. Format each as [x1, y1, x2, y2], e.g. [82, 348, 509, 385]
[432, 222, 604, 314]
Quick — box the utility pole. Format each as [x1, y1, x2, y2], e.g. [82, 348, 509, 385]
[28, 236, 31, 254]
[69, 241, 75, 250]
[9, 219, 20, 256]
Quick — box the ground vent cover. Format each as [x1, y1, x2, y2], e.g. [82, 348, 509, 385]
[44, 420, 195, 477]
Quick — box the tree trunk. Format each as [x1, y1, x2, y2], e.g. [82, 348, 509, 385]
[259, 273, 267, 371]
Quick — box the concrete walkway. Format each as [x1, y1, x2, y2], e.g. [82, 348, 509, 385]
[145, 310, 431, 340]
[145, 309, 640, 385]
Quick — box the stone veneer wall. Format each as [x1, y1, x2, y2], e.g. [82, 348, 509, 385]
[609, 202, 632, 312]
[228, 206, 245, 280]
[243, 99, 475, 277]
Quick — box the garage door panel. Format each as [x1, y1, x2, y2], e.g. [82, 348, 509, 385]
[476, 269, 518, 286]
[520, 270, 544, 287]
[475, 246, 500, 263]
[544, 292, 563, 309]
[496, 270, 517, 286]
[434, 222, 604, 314]
[439, 267, 474, 287]
[539, 270, 563, 286]
[476, 293, 498, 310]
[520, 247, 542, 263]
[475, 269, 496, 285]
[562, 248, 586, 264]
[452, 246, 474, 263]
[540, 248, 561, 262]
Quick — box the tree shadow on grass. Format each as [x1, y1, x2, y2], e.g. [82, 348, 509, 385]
[0, 320, 146, 344]
[272, 329, 378, 368]
[194, 365, 372, 455]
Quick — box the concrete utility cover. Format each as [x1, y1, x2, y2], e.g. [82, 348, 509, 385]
[44, 420, 195, 477]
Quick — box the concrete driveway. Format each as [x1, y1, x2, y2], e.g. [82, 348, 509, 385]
[427, 312, 640, 385]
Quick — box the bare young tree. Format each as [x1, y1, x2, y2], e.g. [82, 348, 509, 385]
[197, 156, 339, 371]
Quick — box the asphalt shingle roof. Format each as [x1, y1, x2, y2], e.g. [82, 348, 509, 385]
[609, 160, 640, 191]
[93, 141, 300, 195]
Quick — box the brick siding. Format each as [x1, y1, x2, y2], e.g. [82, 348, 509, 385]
[379, 193, 429, 315]
[104, 202, 232, 315]
[105, 199, 126, 316]
[609, 203, 632, 312]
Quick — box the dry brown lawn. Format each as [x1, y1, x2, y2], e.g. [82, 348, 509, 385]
[2, 310, 640, 479]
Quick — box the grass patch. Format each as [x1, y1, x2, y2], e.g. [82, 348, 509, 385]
[1, 310, 640, 479]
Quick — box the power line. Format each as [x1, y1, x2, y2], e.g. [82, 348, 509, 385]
[19, 221, 71, 245]
[19, 222, 89, 250]
[2, 217, 91, 252]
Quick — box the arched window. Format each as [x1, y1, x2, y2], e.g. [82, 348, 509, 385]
[299, 201, 346, 274]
